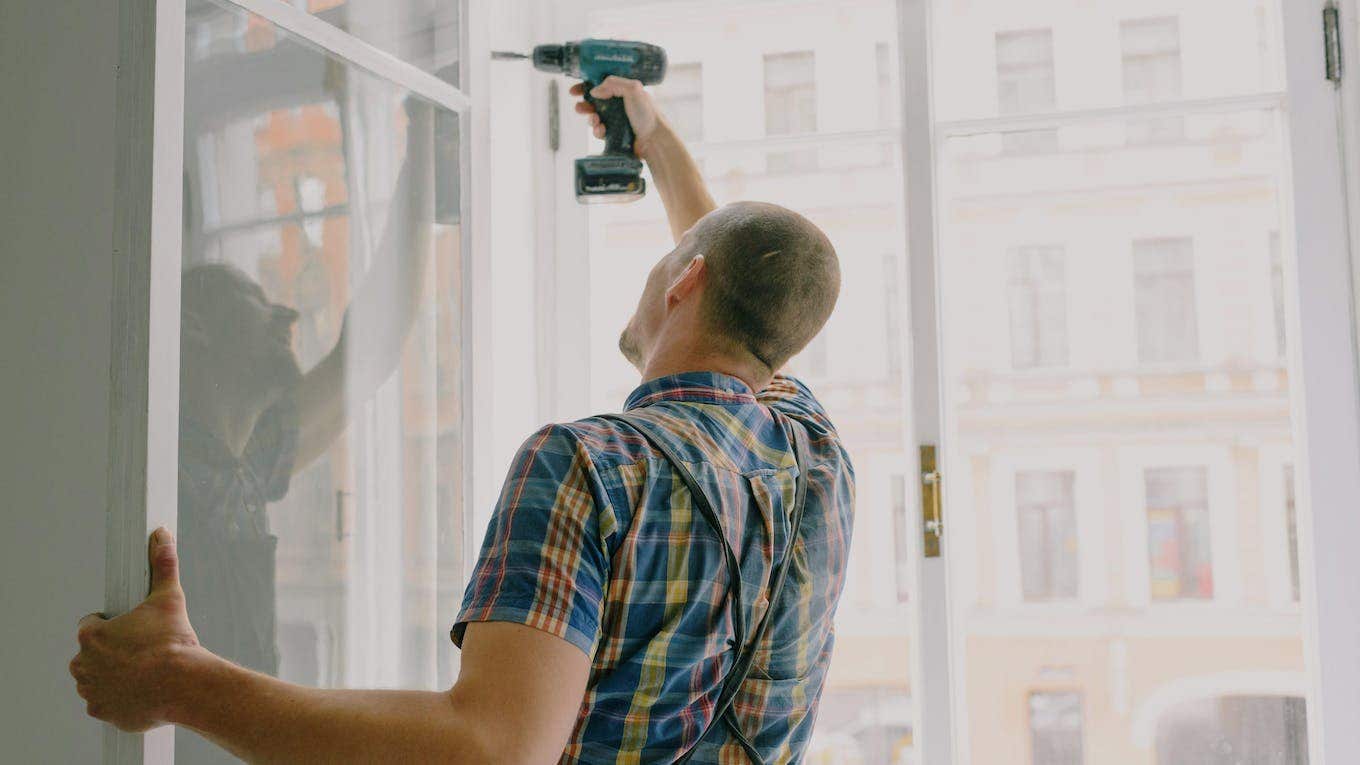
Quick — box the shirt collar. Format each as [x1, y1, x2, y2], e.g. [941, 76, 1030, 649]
[623, 371, 757, 411]
[179, 414, 243, 469]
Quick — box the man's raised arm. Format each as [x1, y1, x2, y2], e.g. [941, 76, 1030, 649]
[291, 99, 436, 471]
[572, 76, 716, 243]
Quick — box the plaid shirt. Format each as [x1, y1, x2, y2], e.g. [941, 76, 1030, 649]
[453, 372, 855, 763]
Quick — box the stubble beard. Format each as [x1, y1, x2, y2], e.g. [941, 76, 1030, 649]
[618, 326, 644, 372]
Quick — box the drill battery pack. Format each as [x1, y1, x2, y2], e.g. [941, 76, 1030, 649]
[574, 155, 646, 203]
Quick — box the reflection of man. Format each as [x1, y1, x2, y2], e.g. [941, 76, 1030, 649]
[175, 99, 433, 679]
[72, 77, 853, 763]
[169, 100, 436, 765]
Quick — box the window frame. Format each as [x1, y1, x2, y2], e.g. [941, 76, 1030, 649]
[109, 0, 477, 761]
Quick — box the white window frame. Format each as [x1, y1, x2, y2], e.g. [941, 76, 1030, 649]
[108, 0, 480, 761]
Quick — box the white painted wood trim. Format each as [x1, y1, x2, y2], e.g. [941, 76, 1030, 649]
[1280, 1, 1360, 762]
[218, 0, 471, 114]
[545, 8, 595, 422]
[895, 1, 955, 764]
[107, 0, 185, 762]
[463, 0, 495, 575]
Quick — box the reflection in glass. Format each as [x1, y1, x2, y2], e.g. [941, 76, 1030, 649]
[179, 0, 462, 761]
[188, 0, 460, 83]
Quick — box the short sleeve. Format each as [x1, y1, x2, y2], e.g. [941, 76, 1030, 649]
[244, 393, 300, 502]
[452, 424, 612, 657]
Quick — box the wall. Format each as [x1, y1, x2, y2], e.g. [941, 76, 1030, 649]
[0, 0, 120, 760]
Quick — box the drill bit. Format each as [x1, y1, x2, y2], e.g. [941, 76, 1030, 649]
[491, 51, 529, 60]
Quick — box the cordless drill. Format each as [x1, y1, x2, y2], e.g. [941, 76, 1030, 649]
[529, 40, 668, 203]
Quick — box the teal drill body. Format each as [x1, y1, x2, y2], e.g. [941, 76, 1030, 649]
[531, 39, 668, 203]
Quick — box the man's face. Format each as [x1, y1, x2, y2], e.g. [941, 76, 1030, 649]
[619, 229, 698, 373]
[188, 267, 302, 395]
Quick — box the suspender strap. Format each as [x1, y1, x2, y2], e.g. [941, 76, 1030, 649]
[598, 412, 812, 764]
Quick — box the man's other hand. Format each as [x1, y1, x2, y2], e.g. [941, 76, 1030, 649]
[572, 76, 665, 159]
[70, 528, 203, 732]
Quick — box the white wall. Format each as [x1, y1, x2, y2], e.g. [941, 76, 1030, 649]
[0, 0, 120, 760]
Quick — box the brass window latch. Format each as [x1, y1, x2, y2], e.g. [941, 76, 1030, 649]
[920, 445, 943, 558]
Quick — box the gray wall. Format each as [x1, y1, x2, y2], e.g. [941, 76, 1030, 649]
[0, 0, 118, 759]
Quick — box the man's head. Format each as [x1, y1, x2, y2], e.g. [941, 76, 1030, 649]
[181, 263, 303, 405]
[620, 201, 840, 381]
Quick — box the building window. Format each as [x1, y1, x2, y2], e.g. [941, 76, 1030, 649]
[1121, 17, 1184, 144]
[1284, 463, 1301, 602]
[1270, 231, 1287, 358]
[876, 41, 899, 129]
[655, 62, 703, 143]
[1029, 691, 1085, 765]
[1155, 695, 1308, 765]
[996, 29, 1058, 154]
[1016, 471, 1079, 601]
[883, 252, 903, 382]
[1145, 466, 1213, 600]
[1133, 238, 1199, 364]
[1007, 246, 1069, 369]
[891, 475, 911, 603]
[763, 50, 817, 173]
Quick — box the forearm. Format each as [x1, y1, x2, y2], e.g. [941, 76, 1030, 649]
[339, 107, 436, 389]
[640, 123, 717, 243]
[292, 110, 436, 466]
[169, 649, 490, 764]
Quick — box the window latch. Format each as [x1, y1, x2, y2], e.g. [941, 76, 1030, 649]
[921, 445, 943, 558]
[1325, 2, 1343, 85]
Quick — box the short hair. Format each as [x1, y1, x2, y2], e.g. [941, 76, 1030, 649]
[181, 262, 254, 323]
[693, 202, 840, 372]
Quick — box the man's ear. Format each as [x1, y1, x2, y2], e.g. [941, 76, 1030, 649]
[664, 254, 706, 309]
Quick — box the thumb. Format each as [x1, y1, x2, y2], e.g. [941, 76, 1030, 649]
[147, 527, 182, 595]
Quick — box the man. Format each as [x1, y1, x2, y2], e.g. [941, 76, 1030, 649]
[71, 76, 854, 763]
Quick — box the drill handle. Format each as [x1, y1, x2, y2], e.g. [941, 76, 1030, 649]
[583, 84, 635, 156]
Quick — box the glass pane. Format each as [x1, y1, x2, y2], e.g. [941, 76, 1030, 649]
[194, 0, 462, 82]
[936, 2, 1307, 758]
[587, 3, 914, 763]
[181, 0, 463, 760]
[932, 0, 1284, 122]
